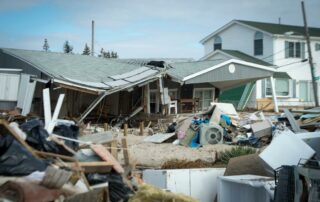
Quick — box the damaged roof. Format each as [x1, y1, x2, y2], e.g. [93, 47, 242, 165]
[1, 48, 161, 91]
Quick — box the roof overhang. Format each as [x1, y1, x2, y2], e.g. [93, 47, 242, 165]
[182, 59, 276, 82]
[168, 59, 277, 90]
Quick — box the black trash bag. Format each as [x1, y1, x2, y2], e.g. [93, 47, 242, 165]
[20, 119, 60, 153]
[86, 172, 133, 202]
[0, 135, 48, 176]
[166, 122, 177, 133]
[53, 124, 79, 151]
[20, 119, 77, 156]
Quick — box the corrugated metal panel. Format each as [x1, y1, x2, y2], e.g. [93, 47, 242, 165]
[125, 69, 158, 82]
[63, 77, 110, 88]
[109, 66, 150, 80]
[0, 73, 20, 101]
[103, 80, 129, 87]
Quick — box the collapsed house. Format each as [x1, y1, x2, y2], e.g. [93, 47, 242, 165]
[0, 48, 284, 123]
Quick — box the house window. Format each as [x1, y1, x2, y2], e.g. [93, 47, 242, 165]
[266, 78, 290, 97]
[193, 88, 214, 110]
[214, 36, 222, 50]
[299, 81, 314, 102]
[254, 31, 263, 55]
[315, 43, 320, 51]
[285, 41, 305, 59]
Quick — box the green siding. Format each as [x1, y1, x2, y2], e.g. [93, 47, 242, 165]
[219, 84, 246, 106]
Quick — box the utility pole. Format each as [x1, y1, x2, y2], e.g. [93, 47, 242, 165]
[91, 20, 94, 56]
[301, 1, 319, 106]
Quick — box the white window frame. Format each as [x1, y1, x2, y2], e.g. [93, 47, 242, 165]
[285, 41, 305, 59]
[193, 87, 215, 110]
[265, 78, 293, 98]
[298, 80, 314, 102]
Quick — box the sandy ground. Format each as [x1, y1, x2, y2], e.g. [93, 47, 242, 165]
[116, 134, 234, 168]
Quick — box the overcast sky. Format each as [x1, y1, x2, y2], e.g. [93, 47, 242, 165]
[0, 0, 319, 59]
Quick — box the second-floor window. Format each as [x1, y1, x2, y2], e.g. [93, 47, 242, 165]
[214, 36, 222, 50]
[254, 31, 263, 56]
[285, 41, 305, 59]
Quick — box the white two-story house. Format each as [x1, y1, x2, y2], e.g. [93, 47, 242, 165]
[200, 20, 320, 109]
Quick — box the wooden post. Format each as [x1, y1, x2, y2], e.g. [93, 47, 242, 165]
[139, 121, 144, 136]
[269, 76, 279, 113]
[121, 138, 130, 166]
[123, 124, 128, 136]
[103, 123, 109, 131]
[110, 140, 118, 160]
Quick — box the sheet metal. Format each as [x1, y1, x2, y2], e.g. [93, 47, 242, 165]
[109, 66, 150, 80]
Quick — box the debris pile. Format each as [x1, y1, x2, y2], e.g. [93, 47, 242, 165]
[142, 104, 320, 201]
[1, 87, 320, 201]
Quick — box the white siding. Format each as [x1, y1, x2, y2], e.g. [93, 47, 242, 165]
[272, 37, 320, 80]
[203, 23, 274, 62]
[0, 73, 20, 101]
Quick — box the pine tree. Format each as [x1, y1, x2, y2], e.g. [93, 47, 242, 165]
[63, 40, 73, 54]
[82, 43, 91, 55]
[43, 39, 50, 52]
[105, 51, 111, 58]
[114, 52, 118, 58]
[99, 48, 105, 57]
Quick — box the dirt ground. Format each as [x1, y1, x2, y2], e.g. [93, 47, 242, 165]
[116, 134, 234, 168]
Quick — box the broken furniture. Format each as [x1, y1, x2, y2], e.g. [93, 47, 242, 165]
[180, 98, 199, 113]
[168, 100, 178, 115]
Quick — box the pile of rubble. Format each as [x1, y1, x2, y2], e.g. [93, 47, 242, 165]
[1, 87, 320, 202]
[142, 104, 320, 201]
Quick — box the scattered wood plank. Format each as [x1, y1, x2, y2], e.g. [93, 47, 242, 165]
[65, 162, 113, 173]
[90, 144, 124, 174]
[122, 138, 130, 166]
[41, 166, 73, 189]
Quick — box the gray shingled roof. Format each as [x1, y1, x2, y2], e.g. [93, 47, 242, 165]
[238, 20, 320, 37]
[220, 50, 274, 66]
[167, 59, 226, 80]
[1, 48, 160, 90]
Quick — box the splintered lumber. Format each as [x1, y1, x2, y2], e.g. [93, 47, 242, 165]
[65, 162, 113, 173]
[35, 151, 77, 162]
[41, 166, 73, 189]
[90, 144, 124, 174]
[0, 119, 38, 158]
[121, 138, 130, 166]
